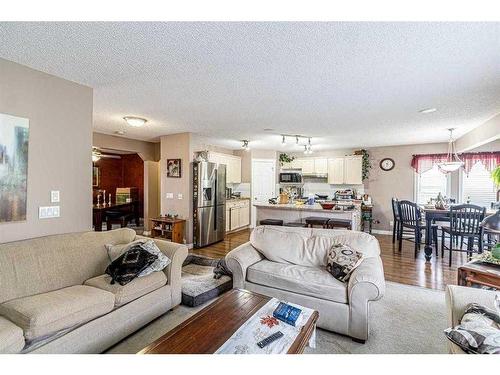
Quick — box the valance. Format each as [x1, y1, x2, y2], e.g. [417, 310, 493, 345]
[411, 151, 500, 174]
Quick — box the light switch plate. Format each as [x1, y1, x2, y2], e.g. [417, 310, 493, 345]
[166, 193, 174, 199]
[177, 193, 183, 199]
[51, 190, 60, 203]
[39, 206, 60, 219]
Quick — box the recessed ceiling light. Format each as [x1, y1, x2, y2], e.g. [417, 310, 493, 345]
[123, 116, 147, 127]
[419, 108, 437, 114]
[114, 130, 126, 136]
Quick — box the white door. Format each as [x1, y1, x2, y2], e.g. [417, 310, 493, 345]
[328, 158, 345, 184]
[344, 156, 363, 184]
[251, 159, 276, 227]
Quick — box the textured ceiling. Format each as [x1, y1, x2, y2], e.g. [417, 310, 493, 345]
[1, 22, 500, 150]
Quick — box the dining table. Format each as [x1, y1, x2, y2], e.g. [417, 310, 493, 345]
[421, 207, 497, 262]
[92, 201, 140, 231]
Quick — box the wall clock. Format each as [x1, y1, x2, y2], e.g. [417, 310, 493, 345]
[380, 158, 395, 171]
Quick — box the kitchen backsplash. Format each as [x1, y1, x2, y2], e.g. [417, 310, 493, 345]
[302, 182, 365, 199]
[231, 182, 251, 197]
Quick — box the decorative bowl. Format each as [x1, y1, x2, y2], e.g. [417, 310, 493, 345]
[319, 202, 335, 210]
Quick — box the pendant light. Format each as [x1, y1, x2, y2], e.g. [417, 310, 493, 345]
[241, 140, 250, 151]
[438, 128, 463, 173]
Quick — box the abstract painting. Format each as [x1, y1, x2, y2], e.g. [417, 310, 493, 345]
[0, 113, 29, 223]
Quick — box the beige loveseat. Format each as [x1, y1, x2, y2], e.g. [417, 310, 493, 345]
[225, 226, 385, 343]
[0, 228, 187, 354]
[445, 285, 499, 354]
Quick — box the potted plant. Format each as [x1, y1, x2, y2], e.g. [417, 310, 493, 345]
[279, 153, 295, 167]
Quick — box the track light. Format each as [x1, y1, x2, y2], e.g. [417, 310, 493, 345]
[241, 140, 250, 151]
[296, 136, 299, 145]
[281, 135, 286, 146]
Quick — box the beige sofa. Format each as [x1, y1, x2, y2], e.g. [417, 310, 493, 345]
[0, 228, 187, 354]
[225, 226, 385, 342]
[445, 285, 499, 354]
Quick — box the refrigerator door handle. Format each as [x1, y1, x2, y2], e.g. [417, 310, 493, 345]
[214, 174, 217, 231]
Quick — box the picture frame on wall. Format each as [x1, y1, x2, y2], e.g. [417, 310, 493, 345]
[92, 166, 100, 187]
[167, 159, 182, 178]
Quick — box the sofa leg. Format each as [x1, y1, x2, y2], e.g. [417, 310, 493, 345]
[352, 338, 366, 344]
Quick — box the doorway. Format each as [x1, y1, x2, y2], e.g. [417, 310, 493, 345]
[251, 158, 276, 227]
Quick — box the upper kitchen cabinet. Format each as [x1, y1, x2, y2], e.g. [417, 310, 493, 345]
[282, 157, 328, 175]
[327, 157, 345, 184]
[327, 156, 363, 185]
[208, 152, 242, 184]
[344, 155, 363, 184]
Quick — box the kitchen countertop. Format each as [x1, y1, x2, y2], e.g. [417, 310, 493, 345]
[226, 197, 250, 202]
[253, 202, 359, 213]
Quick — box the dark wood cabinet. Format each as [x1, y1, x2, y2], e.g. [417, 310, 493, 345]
[458, 261, 500, 290]
[150, 217, 186, 244]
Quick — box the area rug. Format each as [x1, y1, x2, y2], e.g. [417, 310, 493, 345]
[106, 281, 449, 354]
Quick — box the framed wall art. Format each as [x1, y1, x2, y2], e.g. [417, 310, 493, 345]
[167, 159, 182, 178]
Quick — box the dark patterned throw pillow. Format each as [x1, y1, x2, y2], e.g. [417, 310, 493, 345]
[326, 244, 363, 282]
[105, 245, 158, 286]
[444, 303, 500, 354]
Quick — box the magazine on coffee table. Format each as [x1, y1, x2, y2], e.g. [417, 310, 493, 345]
[215, 298, 316, 354]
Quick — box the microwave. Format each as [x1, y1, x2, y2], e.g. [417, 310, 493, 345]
[279, 172, 303, 184]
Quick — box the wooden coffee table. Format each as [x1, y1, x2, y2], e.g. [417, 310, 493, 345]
[138, 289, 319, 354]
[458, 261, 500, 290]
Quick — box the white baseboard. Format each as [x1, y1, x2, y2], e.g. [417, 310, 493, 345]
[372, 229, 393, 235]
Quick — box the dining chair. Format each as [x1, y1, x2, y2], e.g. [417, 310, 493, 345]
[440, 204, 486, 266]
[397, 200, 438, 257]
[391, 198, 400, 244]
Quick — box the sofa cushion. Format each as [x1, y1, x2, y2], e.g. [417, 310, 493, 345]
[0, 285, 115, 341]
[250, 226, 380, 268]
[84, 272, 167, 307]
[0, 316, 25, 353]
[0, 228, 137, 304]
[247, 260, 348, 303]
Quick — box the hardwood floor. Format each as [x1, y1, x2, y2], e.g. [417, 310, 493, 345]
[191, 228, 466, 291]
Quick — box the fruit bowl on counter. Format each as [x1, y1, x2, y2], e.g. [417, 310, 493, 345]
[319, 201, 336, 210]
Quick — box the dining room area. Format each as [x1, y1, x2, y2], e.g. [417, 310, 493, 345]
[390, 147, 500, 289]
[91, 147, 145, 233]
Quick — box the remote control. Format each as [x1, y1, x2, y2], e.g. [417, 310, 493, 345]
[257, 331, 284, 348]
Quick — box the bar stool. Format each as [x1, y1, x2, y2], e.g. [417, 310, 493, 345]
[259, 219, 284, 226]
[305, 217, 330, 228]
[284, 222, 308, 228]
[326, 219, 352, 230]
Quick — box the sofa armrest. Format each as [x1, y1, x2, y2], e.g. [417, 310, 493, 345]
[225, 242, 264, 288]
[135, 235, 188, 307]
[347, 256, 386, 341]
[445, 285, 499, 328]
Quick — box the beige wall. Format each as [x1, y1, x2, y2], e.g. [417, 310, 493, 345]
[160, 132, 193, 244]
[364, 143, 448, 231]
[93, 132, 159, 161]
[143, 161, 160, 231]
[0, 58, 93, 243]
[456, 114, 500, 152]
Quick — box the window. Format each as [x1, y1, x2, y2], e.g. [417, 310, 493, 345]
[415, 165, 450, 204]
[462, 161, 496, 208]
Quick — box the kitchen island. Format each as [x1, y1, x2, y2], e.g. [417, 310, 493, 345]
[254, 202, 361, 230]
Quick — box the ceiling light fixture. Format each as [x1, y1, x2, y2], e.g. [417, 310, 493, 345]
[281, 135, 286, 146]
[438, 128, 464, 173]
[419, 108, 437, 114]
[123, 116, 147, 127]
[242, 140, 250, 151]
[296, 136, 299, 145]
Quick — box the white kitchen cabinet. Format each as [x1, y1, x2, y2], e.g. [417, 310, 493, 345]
[226, 199, 250, 231]
[314, 158, 328, 174]
[300, 159, 315, 174]
[328, 158, 345, 184]
[344, 156, 363, 184]
[327, 156, 363, 185]
[208, 152, 241, 184]
[239, 204, 250, 227]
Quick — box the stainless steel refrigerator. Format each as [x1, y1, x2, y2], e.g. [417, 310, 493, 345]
[193, 161, 226, 248]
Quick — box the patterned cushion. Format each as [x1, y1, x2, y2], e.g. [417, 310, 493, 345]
[326, 244, 363, 282]
[106, 239, 171, 277]
[105, 246, 157, 286]
[444, 303, 500, 354]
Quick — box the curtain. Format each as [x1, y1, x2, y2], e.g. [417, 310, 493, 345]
[411, 151, 500, 174]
